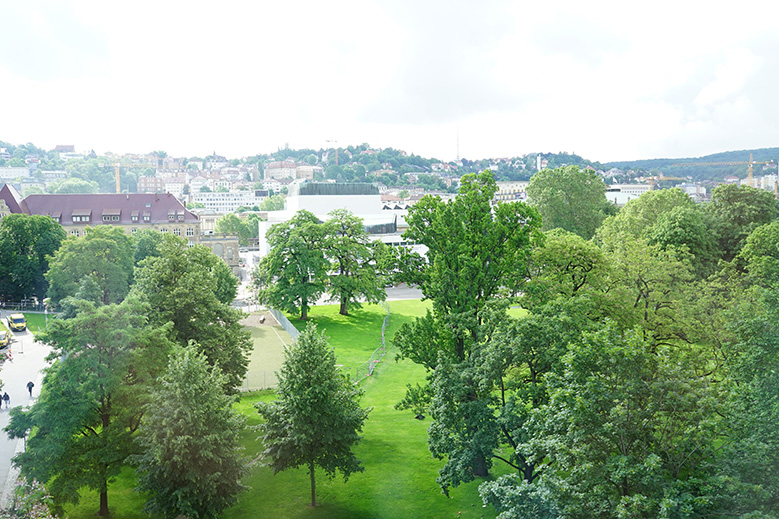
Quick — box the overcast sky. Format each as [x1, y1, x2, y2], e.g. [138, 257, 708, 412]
[2, 1, 778, 163]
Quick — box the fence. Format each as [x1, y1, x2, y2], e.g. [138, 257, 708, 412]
[239, 370, 280, 392]
[349, 302, 390, 384]
[243, 303, 391, 391]
[269, 308, 300, 341]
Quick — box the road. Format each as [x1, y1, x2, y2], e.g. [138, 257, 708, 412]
[0, 319, 53, 508]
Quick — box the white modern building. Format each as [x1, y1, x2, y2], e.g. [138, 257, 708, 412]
[258, 180, 401, 257]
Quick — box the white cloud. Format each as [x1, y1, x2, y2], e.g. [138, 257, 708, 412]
[2, 0, 779, 162]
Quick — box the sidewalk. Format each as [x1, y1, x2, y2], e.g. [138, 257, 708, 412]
[0, 323, 52, 508]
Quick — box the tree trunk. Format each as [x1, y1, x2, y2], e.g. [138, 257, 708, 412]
[309, 461, 316, 507]
[473, 453, 488, 477]
[98, 490, 109, 516]
[301, 305, 308, 320]
[339, 300, 348, 316]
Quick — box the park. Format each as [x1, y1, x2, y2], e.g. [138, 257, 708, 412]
[1, 169, 778, 518]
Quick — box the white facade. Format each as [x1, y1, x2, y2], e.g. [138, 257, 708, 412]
[0, 167, 31, 181]
[608, 184, 652, 196]
[193, 190, 267, 213]
[495, 180, 529, 201]
[258, 181, 387, 257]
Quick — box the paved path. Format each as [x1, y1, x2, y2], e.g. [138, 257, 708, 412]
[0, 320, 53, 508]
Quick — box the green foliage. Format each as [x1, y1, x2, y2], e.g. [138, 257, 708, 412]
[395, 171, 543, 489]
[522, 229, 607, 310]
[400, 170, 542, 361]
[597, 188, 695, 241]
[256, 324, 371, 507]
[259, 194, 285, 211]
[716, 288, 779, 515]
[254, 210, 328, 320]
[215, 213, 261, 247]
[707, 183, 778, 262]
[133, 346, 248, 519]
[519, 324, 723, 519]
[527, 165, 608, 240]
[5, 299, 172, 517]
[0, 214, 66, 301]
[132, 228, 165, 266]
[648, 204, 718, 279]
[132, 234, 250, 393]
[322, 209, 386, 316]
[48, 177, 99, 194]
[738, 220, 779, 287]
[45, 226, 135, 304]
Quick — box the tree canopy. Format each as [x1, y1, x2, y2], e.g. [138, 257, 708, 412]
[45, 226, 135, 305]
[132, 234, 250, 393]
[133, 346, 247, 519]
[256, 324, 370, 507]
[254, 210, 328, 320]
[5, 298, 172, 517]
[0, 214, 65, 301]
[526, 165, 609, 240]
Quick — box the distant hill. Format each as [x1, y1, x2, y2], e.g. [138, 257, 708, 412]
[604, 148, 779, 181]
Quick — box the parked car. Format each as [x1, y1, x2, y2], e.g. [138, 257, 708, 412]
[8, 313, 26, 331]
[0, 330, 8, 348]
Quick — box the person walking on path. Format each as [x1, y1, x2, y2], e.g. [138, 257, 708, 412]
[26, 382, 33, 397]
[2, 393, 9, 409]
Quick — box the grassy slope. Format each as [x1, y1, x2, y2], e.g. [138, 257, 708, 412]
[65, 300, 500, 519]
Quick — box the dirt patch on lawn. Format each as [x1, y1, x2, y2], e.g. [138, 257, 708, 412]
[239, 312, 279, 327]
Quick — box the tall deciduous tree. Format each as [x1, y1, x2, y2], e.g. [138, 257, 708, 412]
[526, 165, 608, 240]
[515, 325, 722, 518]
[0, 214, 66, 301]
[706, 183, 778, 262]
[596, 187, 695, 242]
[45, 226, 135, 305]
[323, 209, 386, 316]
[133, 346, 247, 519]
[254, 210, 328, 320]
[256, 324, 370, 507]
[395, 171, 542, 483]
[5, 299, 172, 517]
[132, 234, 250, 393]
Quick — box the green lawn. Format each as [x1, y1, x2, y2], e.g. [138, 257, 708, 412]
[64, 300, 501, 519]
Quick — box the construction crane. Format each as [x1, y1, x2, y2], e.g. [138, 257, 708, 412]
[673, 153, 774, 188]
[113, 162, 155, 193]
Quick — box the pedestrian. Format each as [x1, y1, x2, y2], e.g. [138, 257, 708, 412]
[26, 381, 34, 397]
[2, 392, 9, 409]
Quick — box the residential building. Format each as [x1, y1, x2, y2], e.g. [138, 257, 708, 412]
[0, 167, 31, 181]
[138, 176, 165, 193]
[495, 181, 529, 202]
[192, 190, 267, 213]
[264, 161, 297, 180]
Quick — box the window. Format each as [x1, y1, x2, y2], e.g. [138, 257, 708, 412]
[173, 228, 181, 236]
[186, 228, 194, 237]
[132, 215, 138, 222]
[112, 215, 119, 221]
[131, 228, 137, 234]
[160, 228, 168, 233]
[102, 215, 111, 222]
[143, 214, 150, 222]
[168, 214, 175, 221]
